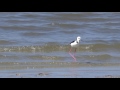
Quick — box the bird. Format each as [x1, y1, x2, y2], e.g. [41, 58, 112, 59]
[69, 36, 81, 61]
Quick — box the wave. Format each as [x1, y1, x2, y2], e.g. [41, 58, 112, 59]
[0, 42, 120, 61]
[0, 43, 120, 53]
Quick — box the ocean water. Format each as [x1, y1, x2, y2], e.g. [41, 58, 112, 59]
[0, 12, 120, 68]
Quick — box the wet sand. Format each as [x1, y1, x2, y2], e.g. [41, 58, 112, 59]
[0, 62, 120, 78]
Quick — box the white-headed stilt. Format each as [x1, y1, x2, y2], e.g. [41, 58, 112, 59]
[69, 36, 81, 61]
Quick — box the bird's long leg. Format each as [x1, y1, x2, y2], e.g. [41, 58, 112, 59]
[74, 48, 76, 57]
[69, 47, 76, 61]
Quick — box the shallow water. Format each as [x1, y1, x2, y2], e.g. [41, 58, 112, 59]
[0, 12, 120, 77]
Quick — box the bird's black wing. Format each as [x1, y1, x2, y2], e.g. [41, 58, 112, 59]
[70, 40, 75, 44]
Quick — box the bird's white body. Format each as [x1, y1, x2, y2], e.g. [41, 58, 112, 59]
[70, 36, 81, 48]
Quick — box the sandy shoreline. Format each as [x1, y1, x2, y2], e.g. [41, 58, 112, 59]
[0, 62, 120, 78]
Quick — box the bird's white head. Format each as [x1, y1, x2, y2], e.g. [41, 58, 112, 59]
[77, 36, 81, 41]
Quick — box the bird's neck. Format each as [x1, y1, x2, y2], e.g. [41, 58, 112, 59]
[76, 40, 80, 43]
